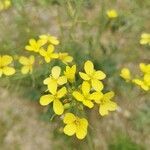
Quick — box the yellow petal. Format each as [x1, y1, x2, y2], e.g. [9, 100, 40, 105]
[99, 105, 109, 116]
[39, 49, 46, 56]
[94, 71, 106, 80]
[89, 92, 103, 103]
[3, 67, 15, 76]
[48, 80, 57, 95]
[63, 123, 76, 136]
[107, 101, 117, 111]
[1, 55, 13, 66]
[104, 91, 115, 100]
[57, 87, 67, 98]
[39, 94, 54, 106]
[21, 66, 30, 74]
[84, 60, 94, 75]
[79, 72, 90, 80]
[52, 66, 61, 79]
[83, 100, 94, 108]
[29, 55, 35, 64]
[91, 79, 104, 91]
[47, 44, 54, 53]
[57, 76, 67, 85]
[53, 99, 64, 115]
[82, 81, 90, 96]
[63, 113, 76, 124]
[19, 56, 29, 65]
[49, 36, 59, 45]
[72, 91, 84, 102]
[43, 77, 52, 85]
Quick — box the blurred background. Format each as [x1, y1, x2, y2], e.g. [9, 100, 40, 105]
[0, 0, 149, 149]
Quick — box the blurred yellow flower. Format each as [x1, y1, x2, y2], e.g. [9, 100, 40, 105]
[107, 9, 118, 19]
[0, 55, 15, 77]
[58, 53, 73, 64]
[73, 81, 103, 108]
[140, 33, 150, 45]
[64, 65, 76, 83]
[19, 55, 35, 74]
[43, 66, 67, 94]
[96, 91, 117, 116]
[120, 68, 131, 81]
[25, 39, 44, 52]
[40, 87, 67, 115]
[39, 34, 59, 45]
[79, 60, 106, 91]
[139, 63, 150, 74]
[133, 74, 150, 91]
[0, 0, 11, 11]
[63, 113, 88, 140]
[39, 45, 58, 63]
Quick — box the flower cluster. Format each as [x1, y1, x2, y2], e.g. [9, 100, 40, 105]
[120, 63, 150, 91]
[0, 0, 11, 11]
[40, 60, 118, 139]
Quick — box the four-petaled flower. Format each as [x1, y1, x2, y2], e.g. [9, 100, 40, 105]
[79, 60, 106, 91]
[64, 65, 76, 83]
[73, 81, 103, 108]
[25, 39, 44, 52]
[0, 55, 15, 77]
[96, 91, 117, 116]
[63, 113, 88, 140]
[40, 87, 67, 115]
[106, 9, 118, 19]
[43, 66, 67, 94]
[19, 55, 35, 74]
[39, 45, 58, 63]
[58, 53, 73, 64]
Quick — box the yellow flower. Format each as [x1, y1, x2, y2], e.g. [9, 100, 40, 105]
[39, 34, 59, 45]
[139, 63, 150, 74]
[43, 66, 67, 94]
[96, 91, 117, 116]
[40, 87, 67, 115]
[79, 60, 106, 91]
[63, 113, 88, 140]
[0, 55, 15, 77]
[133, 74, 150, 91]
[64, 65, 76, 83]
[0, 0, 11, 11]
[25, 39, 44, 52]
[107, 9, 118, 19]
[19, 55, 35, 74]
[120, 68, 131, 81]
[73, 81, 103, 108]
[39, 45, 58, 63]
[140, 33, 150, 45]
[58, 53, 73, 64]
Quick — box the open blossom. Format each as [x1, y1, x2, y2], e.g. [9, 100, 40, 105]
[64, 65, 76, 83]
[73, 81, 103, 108]
[120, 68, 131, 82]
[58, 53, 73, 64]
[40, 87, 67, 115]
[107, 9, 118, 19]
[0, 55, 15, 77]
[63, 113, 88, 140]
[96, 91, 117, 116]
[79, 60, 106, 91]
[19, 55, 35, 74]
[43, 66, 67, 94]
[25, 39, 44, 52]
[140, 33, 150, 45]
[39, 45, 58, 63]
[39, 34, 60, 45]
